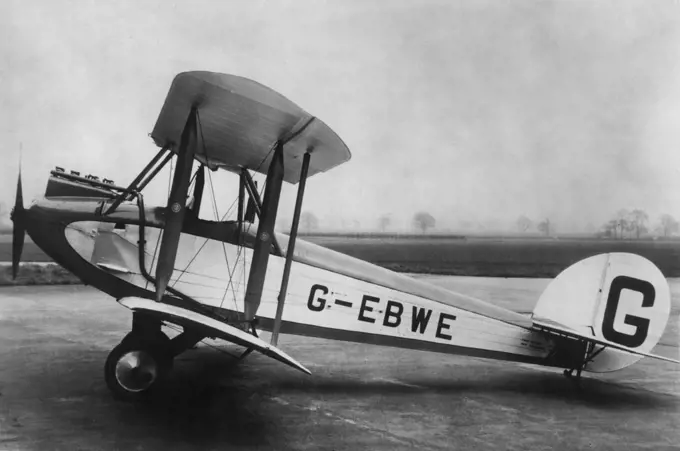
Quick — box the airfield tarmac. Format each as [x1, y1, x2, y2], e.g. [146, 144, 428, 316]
[0, 276, 677, 451]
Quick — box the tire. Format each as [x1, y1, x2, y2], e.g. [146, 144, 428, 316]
[104, 332, 172, 401]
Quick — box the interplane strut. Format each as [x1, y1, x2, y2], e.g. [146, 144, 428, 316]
[155, 108, 198, 302]
[243, 141, 285, 320]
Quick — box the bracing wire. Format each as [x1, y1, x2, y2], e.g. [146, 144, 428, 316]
[165, 109, 281, 317]
[197, 111, 240, 311]
[169, 111, 242, 312]
[206, 168, 242, 311]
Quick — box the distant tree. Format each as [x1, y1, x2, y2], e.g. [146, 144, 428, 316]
[601, 219, 619, 238]
[659, 214, 679, 238]
[300, 211, 319, 232]
[630, 209, 648, 239]
[516, 215, 532, 233]
[537, 218, 551, 236]
[378, 214, 391, 233]
[413, 212, 436, 233]
[614, 209, 633, 239]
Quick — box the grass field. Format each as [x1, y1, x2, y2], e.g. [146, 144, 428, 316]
[2, 234, 680, 280]
[0, 263, 81, 286]
[306, 236, 680, 277]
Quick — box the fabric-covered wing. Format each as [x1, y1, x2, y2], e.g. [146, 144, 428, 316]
[151, 71, 351, 184]
[118, 297, 311, 374]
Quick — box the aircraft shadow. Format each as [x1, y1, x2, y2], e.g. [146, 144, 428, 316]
[130, 349, 679, 412]
[267, 369, 676, 410]
[119, 359, 281, 448]
[7, 349, 283, 449]
[161, 350, 677, 412]
[9, 347, 675, 450]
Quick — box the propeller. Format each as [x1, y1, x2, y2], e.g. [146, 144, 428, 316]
[11, 162, 25, 280]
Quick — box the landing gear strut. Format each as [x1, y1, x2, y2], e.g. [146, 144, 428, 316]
[237, 322, 259, 361]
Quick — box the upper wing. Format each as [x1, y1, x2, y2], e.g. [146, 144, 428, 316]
[533, 318, 680, 365]
[118, 297, 311, 375]
[151, 71, 351, 184]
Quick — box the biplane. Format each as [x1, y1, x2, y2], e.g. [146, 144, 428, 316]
[10, 71, 679, 400]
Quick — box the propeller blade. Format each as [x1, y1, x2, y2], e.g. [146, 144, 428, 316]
[11, 168, 25, 280]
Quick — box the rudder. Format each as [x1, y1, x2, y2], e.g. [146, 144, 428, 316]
[532, 253, 671, 372]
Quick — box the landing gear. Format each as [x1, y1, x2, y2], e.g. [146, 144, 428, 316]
[104, 312, 206, 401]
[237, 322, 259, 361]
[104, 330, 172, 401]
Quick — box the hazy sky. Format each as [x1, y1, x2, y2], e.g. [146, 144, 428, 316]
[2, 0, 680, 231]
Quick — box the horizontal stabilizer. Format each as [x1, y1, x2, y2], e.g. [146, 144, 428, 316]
[533, 318, 680, 365]
[118, 297, 311, 375]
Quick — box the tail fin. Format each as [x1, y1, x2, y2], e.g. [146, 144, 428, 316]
[532, 253, 674, 372]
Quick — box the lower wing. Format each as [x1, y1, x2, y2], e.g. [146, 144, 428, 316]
[118, 297, 311, 374]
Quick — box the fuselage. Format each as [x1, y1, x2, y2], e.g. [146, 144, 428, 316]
[23, 196, 583, 369]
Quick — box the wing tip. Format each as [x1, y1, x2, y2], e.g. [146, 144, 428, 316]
[299, 365, 312, 375]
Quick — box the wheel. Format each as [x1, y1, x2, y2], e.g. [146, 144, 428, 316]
[104, 332, 172, 401]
